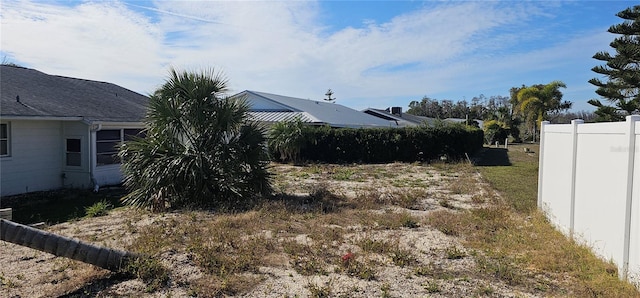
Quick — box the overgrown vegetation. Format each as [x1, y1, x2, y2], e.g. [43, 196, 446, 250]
[3, 146, 639, 297]
[268, 117, 309, 163]
[118, 69, 271, 211]
[294, 123, 483, 163]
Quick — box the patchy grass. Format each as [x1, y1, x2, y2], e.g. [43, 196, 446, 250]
[3, 158, 639, 297]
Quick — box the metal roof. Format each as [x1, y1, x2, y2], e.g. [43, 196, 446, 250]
[247, 111, 317, 123]
[238, 90, 397, 128]
[0, 65, 149, 123]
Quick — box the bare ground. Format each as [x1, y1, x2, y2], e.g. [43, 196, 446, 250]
[2, 162, 547, 297]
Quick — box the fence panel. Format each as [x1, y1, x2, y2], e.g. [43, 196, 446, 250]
[574, 127, 628, 271]
[538, 116, 640, 285]
[538, 124, 574, 234]
[632, 131, 640, 283]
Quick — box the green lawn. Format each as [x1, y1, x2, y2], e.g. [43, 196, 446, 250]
[476, 144, 539, 213]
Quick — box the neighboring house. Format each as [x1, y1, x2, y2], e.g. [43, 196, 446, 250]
[237, 90, 398, 128]
[363, 107, 437, 127]
[0, 65, 148, 197]
[364, 107, 483, 128]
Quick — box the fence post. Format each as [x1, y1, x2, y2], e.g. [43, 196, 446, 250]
[623, 115, 640, 279]
[537, 121, 550, 208]
[568, 119, 584, 238]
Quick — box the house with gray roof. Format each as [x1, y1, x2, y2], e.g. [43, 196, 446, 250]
[363, 107, 482, 128]
[363, 107, 440, 127]
[238, 90, 397, 128]
[0, 65, 148, 196]
[0, 68, 400, 196]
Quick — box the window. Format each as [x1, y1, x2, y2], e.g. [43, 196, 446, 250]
[1, 123, 9, 157]
[66, 138, 81, 166]
[96, 129, 144, 165]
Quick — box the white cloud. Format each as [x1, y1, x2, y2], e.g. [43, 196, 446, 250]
[1, 1, 166, 93]
[0, 0, 613, 110]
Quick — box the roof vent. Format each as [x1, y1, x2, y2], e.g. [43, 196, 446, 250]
[16, 95, 20, 103]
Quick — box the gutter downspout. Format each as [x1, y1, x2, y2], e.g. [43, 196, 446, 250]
[89, 123, 101, 192]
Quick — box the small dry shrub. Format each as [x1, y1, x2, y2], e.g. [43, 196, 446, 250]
[336, 252, 376, 280]
[369, 211, 421, 230]
[282, 240, 329, 275]
[414, 262, 454, 279]
[356, 238, 394, 254]
[352, 189, 385, 209]
[307, 280, 333, 298]
[427, 209, 464, 236]
[445, 246, 466, 259]
[123, 257, 169, 292]
[188, 233, 274, 277]
[474, 252, 524, 286]
[191, 274, 262, 298]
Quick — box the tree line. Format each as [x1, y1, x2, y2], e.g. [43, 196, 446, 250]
[406, 81, 578, 143]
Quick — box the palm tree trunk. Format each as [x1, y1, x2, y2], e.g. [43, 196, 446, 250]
[0, 219, 136, 272]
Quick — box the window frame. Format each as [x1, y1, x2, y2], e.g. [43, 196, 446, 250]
[96, 128, 144, 166]
[65, 137, 82, 167]
[0, 122, 10, 157]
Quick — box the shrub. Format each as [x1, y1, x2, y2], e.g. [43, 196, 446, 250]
[293, 123, 482, 163]
[119, 69, 272, 211]
[84, 200, 112, 217]
[268, 117, 308, 163]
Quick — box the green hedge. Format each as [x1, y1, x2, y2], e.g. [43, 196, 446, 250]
[285, 124, 483, 163]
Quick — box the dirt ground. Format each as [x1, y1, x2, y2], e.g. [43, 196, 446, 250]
[1, 162, 542, 297]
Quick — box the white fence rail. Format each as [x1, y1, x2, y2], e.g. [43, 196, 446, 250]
[538, 116, 640, 284]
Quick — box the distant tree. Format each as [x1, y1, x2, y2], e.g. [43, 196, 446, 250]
[119, 68, 272, 211]
[552, 110, 598, 124]
[407, 96, 443, 118]
[469, 95, 487, 120]
[588, 5, 640, 121]
[587, 99, 624, 122]
[483, 119, 508, 145]
[514, 81, 572, 141]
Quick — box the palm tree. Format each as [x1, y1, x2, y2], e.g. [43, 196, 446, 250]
[119, 68, 272, 211]
[516, 81, 572, 141]
[268, 117, 308, 163]
[1, 219, 135, 271]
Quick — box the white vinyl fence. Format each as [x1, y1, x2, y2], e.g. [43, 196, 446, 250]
[538, 116, 640, 285]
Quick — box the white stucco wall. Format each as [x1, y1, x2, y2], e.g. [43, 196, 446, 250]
[61, 121, 92, 189]
[1, 120, 66, 196]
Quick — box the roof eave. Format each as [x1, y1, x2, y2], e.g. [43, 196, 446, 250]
[0, 115, 84, 121]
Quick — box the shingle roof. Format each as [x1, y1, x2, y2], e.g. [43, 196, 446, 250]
[238, 90, 396, 128]
[0, 65, 148, 122]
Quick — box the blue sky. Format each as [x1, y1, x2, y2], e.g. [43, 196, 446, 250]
[0, 1, 635, 112]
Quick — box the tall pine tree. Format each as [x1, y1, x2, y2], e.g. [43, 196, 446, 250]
[588, 6, 640, 121]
